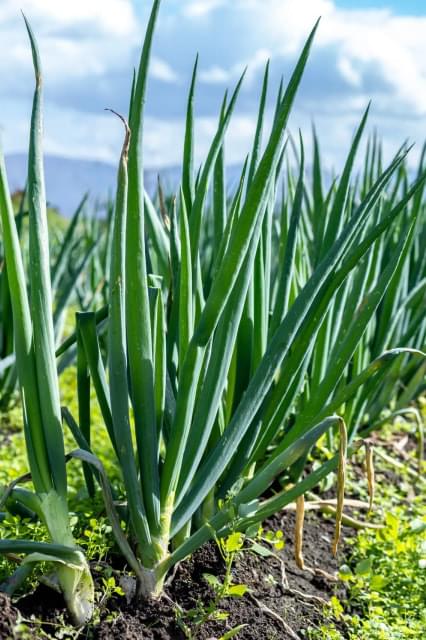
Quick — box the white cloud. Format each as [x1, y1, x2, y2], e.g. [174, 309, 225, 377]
[9, 0, 137, 36]
[199, 65, 230, 85]
[0, 0, 140, 85]
[237, 0, 426, 116]
[319, 9, 426, 116]
[150, 57, 179, 83]
[183, 0, 226, 19]
[200, 49, 270, 85]
[337, 57, 362, 88]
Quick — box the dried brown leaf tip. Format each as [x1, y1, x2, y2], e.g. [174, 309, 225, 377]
[332, 418, 348, 557]
[104, 109, 131, 161]
[295, 494, 305, 570]
[364, 441, 375, 514]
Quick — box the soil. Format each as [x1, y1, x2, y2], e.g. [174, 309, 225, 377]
[10, 421, 423, 639]
[10, 426, 420, 639]
[0, 510, 350, 640]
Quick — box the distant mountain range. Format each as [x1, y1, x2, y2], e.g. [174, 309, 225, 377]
[4, 153, 182, 217]
[5, 153, 245, 217]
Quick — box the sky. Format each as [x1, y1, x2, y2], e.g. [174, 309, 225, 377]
[1, 0, 426, 172]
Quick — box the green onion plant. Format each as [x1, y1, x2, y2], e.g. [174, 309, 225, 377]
[0, 18, 94, 626]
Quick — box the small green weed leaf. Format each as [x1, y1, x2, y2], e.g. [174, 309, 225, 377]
[355, 557, 373, 576]
[225, 532, 244, 553]
[338, 564, 353, 580]
[219, 625, 248, 640]
[245, 524, 261, 538]
[203, 572, 222, 589]
[215, 611, 229, 621]
[370, 575, 389, 591]
[329, 596, 344, 619]
[227, 584, 249, 597]
[250, 542, 274, 557]
[384, 512, 400, 539]
[263, 530, 285, 550]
